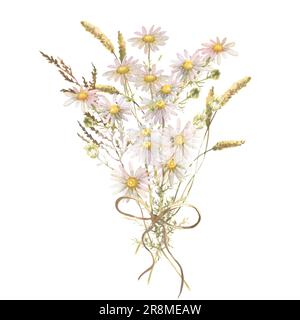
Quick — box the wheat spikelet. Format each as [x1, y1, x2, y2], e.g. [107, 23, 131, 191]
[213, 140, 245, 151]
[118, 31, 126, 61]
[95, 84, 119, 94]
[81, 21, 115, 53]
[219, 77, 251, 107]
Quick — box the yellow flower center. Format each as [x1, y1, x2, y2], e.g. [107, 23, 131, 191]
[160, 84, 172, 95]
[143, 34, 155, 43]
[116, 65, 130, 74]
[126, 177, 138, 189]
[77, 91, 89, 101]
[182, 60, 193, 71]
[175, 134, 185, 145]
[142, 128, 151, 137]
[212, 43, 224, 53]
[144, 74, 157, 83]
[143, 141, 152, 149]
[109, 104, 120, 115]
[155, 100, 166, 109]
[167, 159, 177, 171]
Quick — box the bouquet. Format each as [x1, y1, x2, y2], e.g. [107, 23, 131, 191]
[41, 22, 251, 297]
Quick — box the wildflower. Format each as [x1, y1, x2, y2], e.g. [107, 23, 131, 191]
[144, 98, 177, 126]
[134, 65, 166, 92]
[164, 157, 185, 185]
[103, 57, 141, 84]
[64, 87, 98, 112]
[129, 128, 161, 165]
[200, 37, 238, 64]
[171, 50, 203, 81]
[163, 120, 198, 160]
[111, 165, 148, 198]
[99, 95, 130, 125]
[129, 25, 168, 53]
[156, 77, 179, 100]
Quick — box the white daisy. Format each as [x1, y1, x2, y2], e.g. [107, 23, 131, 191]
[128, 25, 168, 53]
[156, 77, 179, 101]
[103, 56, 141, 84]
[162, 120, 199, 161]
[171, 50, 203, 82]
[134, 65, 167, 92]
[129, 127, 160, 165]
[64, 87, 98, 112]
[111, 164, 148, 198]
[164, 157, 185, 185]
[200, 37, 238, 64]
[99, 95, 130, 125]
[144, 98, 177, 126]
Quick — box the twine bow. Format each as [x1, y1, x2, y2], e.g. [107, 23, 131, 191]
[115, 195, 201, 297]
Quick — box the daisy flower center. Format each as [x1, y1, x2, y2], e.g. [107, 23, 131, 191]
[175, 134, 185, 145]
[161, 84, 172, 94]
[212, 43, 224, 53]
[143, 141, 152, 149]
[77, 91, 89, 101]
[144, 74, 157, 83]
[109, 104, 120, 115]
[182, 60, 193, 71]
[155, 100, 166, 109]
[167, 159, 177, 171]
[116, 66, 130, 75]
[143, 34, 155, 43]
[126, 177, 138, 189]
[142, 128, 151, 137]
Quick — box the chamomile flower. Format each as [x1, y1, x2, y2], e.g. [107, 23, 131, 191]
[129, 25, 168, 53]
[64, 87, 98, 112]
[163, 120, 198, 160]
[171, 50, 203, 82]
[111, 165, 148, 198]
[164, 157, 185, 185]
[103, 56, 141, 84]
[200, 37, 238, 64]
[99, 95, 130, 125]
[144, 98, 177, 126]
[134, 65, 166, 92]
[156, 77, 179, 100]
[129, 127, 160, 165]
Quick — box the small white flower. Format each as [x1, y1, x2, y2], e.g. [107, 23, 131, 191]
[200, 37, 238, 64]
[171, 50, 203, 82]
[156, 77, 180, 100]
[64, 87, 98, 112]
[162, 120, 199, 160]
[144, 98, 177, 126]
[129, 25, 168, 53]
[134, 65, 167, 92]
[164, 157, 185, 185]
[99, 95, 131, 125]
[129, 127, 160, 165]
[103, 57, 141, 84]
[111, 164, 148, 198]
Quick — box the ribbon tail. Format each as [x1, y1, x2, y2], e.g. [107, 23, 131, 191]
[162, 224, 184, 298]
[138, 226, 156, 281]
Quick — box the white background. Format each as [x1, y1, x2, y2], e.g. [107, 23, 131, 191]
[0, 0, 299, 299]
